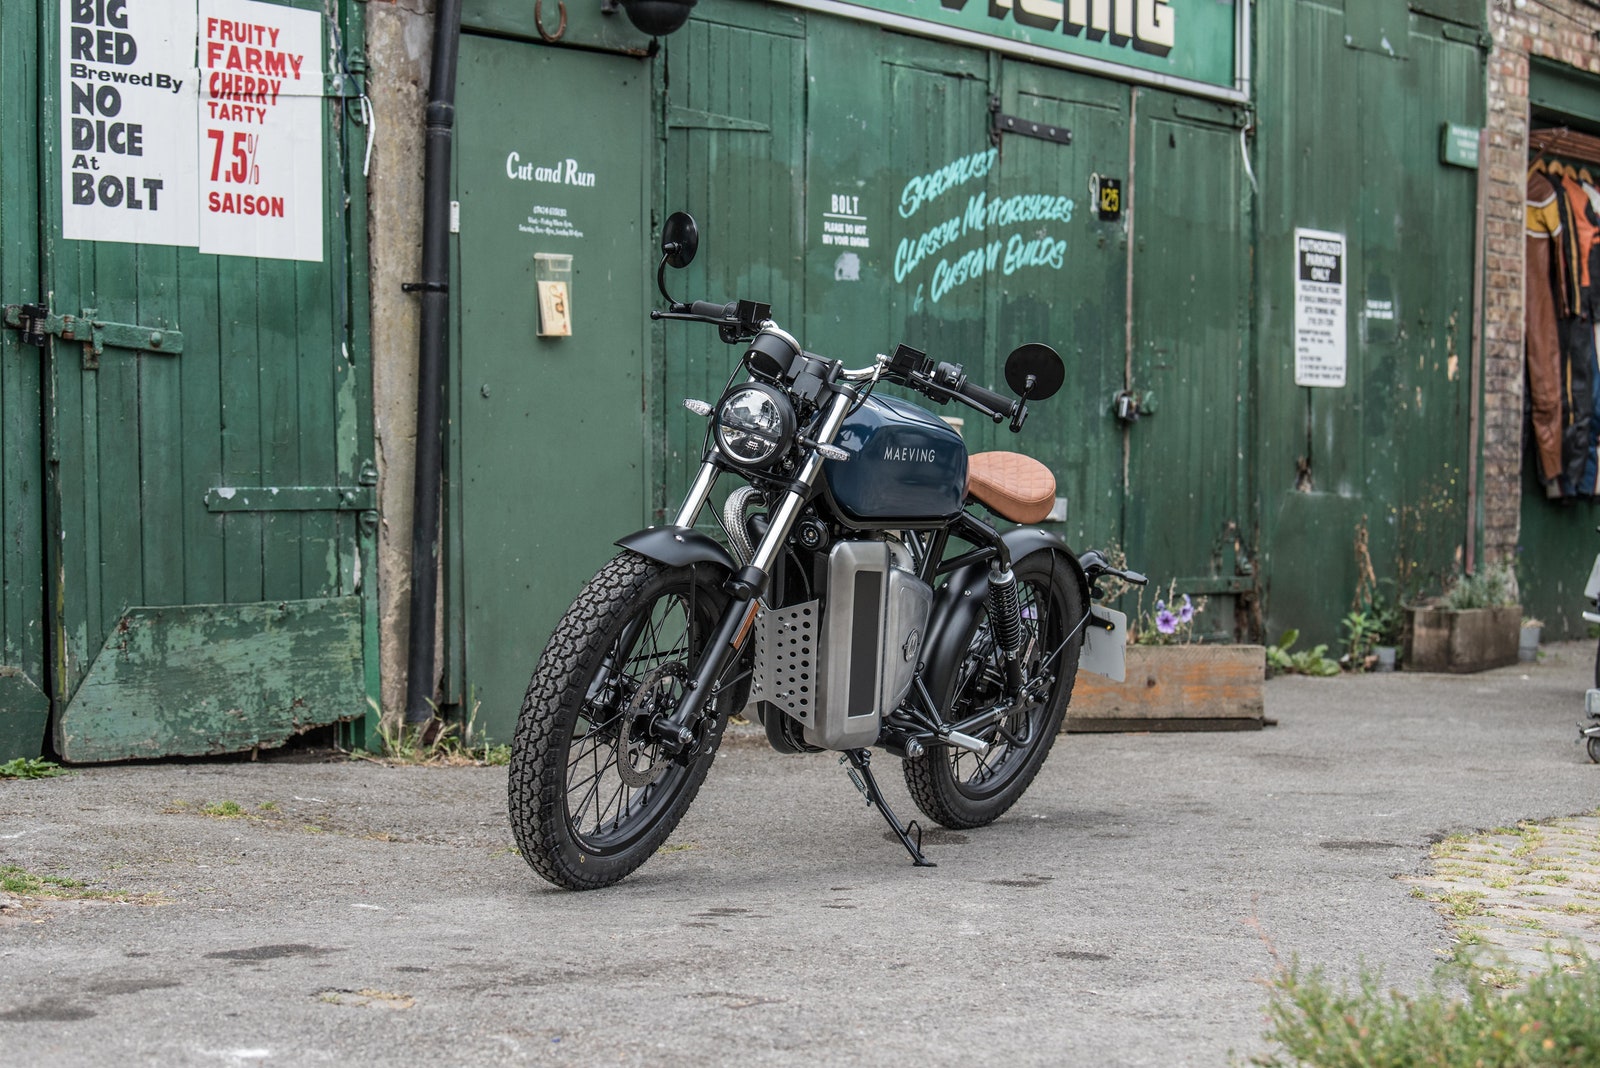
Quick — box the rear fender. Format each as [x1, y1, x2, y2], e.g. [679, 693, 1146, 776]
[921, 528, 1090, 710]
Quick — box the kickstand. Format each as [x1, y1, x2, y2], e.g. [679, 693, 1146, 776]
[842, 749, 935, 867]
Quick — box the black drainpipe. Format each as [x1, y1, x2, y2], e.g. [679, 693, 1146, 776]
[403, 0, 464, 724]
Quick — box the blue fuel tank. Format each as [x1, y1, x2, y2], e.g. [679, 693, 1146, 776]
[820, 394, 968, 527]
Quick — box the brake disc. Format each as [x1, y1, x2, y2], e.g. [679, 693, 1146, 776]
[616, 662, 688, 789]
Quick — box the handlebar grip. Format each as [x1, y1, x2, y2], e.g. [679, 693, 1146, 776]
[689, 300, 735, 321]
[960, 379, 1016, 419]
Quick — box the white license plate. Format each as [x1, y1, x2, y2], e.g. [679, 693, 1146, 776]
[1079, 606, 1127, 682]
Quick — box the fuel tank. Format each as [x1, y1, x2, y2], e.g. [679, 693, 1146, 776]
[821, 394, 968, 527]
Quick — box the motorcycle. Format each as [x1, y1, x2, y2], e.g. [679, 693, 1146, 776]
[1581, 543, 1600, 762]
[507, 213, 1144, 889]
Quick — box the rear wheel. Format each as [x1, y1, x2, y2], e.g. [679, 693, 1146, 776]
[904, 550, 1084, 829]
[508, 552, 729, 890]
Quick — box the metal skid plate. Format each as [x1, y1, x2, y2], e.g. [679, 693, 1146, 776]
[750, 600, 820, 727]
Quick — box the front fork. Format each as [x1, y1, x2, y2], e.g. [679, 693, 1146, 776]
[650, 386, 858, 754]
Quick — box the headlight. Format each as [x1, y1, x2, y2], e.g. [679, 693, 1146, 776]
[714, 383, 795, 468]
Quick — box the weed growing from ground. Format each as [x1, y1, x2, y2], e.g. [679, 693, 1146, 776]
[0, 757, 66, 780]
[0, 865, 153, 903]
[353, 700, 510, 767]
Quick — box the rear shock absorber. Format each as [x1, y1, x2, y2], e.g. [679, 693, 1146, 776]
[987, 562, 1026, 695]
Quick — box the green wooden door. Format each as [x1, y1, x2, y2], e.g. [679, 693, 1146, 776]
[987, 62, 1132, 564]
[1125, 90, 1254, 626]
[659, 1, 808, 514]
[1256, 2, 1483, 644]
[18, 0, 374, 762]
[451, 35, 652, 740]
[0, 0, 50, 760]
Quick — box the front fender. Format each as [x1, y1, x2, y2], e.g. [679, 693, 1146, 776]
[921, 527, 1091, 711]
[615, 526, 738, 575]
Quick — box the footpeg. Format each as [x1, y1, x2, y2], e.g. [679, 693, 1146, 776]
[940, 729, 989, 753]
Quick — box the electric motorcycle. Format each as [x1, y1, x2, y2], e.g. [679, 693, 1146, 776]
[507, 213, 1143, 889]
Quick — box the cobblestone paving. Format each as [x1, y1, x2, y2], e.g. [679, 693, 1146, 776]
[1404, 813, 1600, 982]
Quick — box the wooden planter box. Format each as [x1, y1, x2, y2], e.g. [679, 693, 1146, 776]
[1067, 644, 1266, 732]
[1402, 604, 1522, 673]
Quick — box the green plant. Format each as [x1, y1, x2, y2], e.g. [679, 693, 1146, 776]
[1340, 609, 1383, 666]
[0, 757, 66, 780]
[1251, 951, 1600, 1067]
[201, 800, 245, 818]
[1439, 561, 1518, 611]
[1129, 580, 1208, 646]
[1266, 630, 1340, 677]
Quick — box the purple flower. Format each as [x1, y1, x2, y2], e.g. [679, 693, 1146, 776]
[1178, 595, 1194, 623]
[1156, 609, 1178, 634]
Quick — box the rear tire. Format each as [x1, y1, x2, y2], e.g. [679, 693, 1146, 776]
[903, 550, 1084, 829]
[508, 551, 729, 890]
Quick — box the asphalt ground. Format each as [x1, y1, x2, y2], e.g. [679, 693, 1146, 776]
[2, 642, 1599, 1067]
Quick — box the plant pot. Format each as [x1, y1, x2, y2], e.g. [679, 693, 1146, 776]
[1519, 624, 1542, 662]
[1067, 644, 1266, 732]
[1374, 645, 1397, 672]
[1402, 605, 1522, 673]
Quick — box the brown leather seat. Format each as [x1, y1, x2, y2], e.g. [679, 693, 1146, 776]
[966, 451, 1056, 524]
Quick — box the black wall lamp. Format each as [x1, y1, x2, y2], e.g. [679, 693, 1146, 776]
[602, 0, 697, 36]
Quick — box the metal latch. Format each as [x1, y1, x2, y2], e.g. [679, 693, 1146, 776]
[3, 304, 183, 369]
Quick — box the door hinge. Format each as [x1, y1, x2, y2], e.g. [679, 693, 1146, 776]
[3, 304, 183, 368]
[989, 96, 1072, 147]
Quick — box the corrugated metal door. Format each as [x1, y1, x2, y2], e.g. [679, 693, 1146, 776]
[0, 1, 51, 760]
[17, 0, 374, 761]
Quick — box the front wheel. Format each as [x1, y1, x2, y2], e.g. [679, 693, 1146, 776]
[508, 551, 730, 890]
[903, 549, 1085, 829]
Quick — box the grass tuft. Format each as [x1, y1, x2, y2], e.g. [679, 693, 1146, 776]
[1252, 951, 1600, 1067]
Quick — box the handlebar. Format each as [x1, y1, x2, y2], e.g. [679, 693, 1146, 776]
[653, 304, 1029, 430]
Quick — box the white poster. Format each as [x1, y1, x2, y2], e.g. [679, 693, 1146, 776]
[1294, 228, 1347, 388]
[61, 0, 200, 246]
[57, 0, 325, 263]
[197, 0, 323, 260]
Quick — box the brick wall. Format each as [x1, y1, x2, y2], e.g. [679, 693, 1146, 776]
[1482, 0, 1600, 561]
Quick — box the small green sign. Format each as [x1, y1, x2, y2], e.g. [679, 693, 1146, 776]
[1441, 123, 1480, 169]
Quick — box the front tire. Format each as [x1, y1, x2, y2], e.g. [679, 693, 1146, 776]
[904, 549, 1084, 829]
[508, 551, 729, 890]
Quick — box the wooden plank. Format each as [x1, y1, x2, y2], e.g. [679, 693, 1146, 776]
[136, 245, 187, 607]
[257, 258, 303, 602]
[178, 254, 228, 605]
[218, 259, 264, 603]
[1067, 644, 1265, 729]
[57, 597, 365, 763]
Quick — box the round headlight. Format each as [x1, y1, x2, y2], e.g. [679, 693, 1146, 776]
[714, 383, 795, 468]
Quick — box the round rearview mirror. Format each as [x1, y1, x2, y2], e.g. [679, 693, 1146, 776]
[662, 212, 699, 269]
[1004, 343, 1065, 400]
